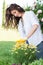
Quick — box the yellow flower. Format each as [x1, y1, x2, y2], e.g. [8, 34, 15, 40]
[24, 43, 28, 48]
[15, 42, 21, 48]
[16, 39, 26, 43]
[15, 40, 25, 49]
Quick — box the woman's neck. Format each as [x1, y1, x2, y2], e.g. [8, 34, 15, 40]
[21, 12, 25, 18]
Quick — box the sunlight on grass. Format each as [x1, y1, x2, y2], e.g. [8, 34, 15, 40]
[0, 27, 21, 41]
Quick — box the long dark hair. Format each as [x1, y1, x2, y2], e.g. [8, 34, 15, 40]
[5, 4, 25, 28]
[5, 7, 13, 27]
[9, 4, 25, 13]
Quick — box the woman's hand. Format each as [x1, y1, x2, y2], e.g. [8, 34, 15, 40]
[23, 37, 28, 40]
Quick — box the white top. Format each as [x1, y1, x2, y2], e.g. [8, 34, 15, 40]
[18, 11, 43, 46]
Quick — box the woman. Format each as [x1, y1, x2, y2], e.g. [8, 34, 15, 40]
[6, 4, 43, 59]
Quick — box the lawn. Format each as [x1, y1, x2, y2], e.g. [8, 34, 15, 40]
[0, 41, 43, 65]
[0, 41, 15, 65]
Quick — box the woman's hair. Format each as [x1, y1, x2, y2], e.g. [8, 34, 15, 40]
[9, 3, 25, 13]
[5, 7, 13, 27]
[5, 4, 25, 28]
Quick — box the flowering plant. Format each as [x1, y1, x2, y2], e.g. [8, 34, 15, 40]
[11, 39, 36, 65]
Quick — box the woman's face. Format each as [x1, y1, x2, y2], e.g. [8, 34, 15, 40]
[11, 10, 21, 17]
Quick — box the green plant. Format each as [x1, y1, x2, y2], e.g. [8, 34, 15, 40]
[0, 41, 15, 65]
[28, 59, 43, 65]
[11, 40, 36, 65]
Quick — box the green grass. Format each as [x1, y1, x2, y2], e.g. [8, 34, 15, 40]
[0, 41, 43, 65]
[0, 41, 15, 65]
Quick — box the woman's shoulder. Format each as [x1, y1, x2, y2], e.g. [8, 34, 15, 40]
[23, 11, 34, 18]
[24, 11, 34, 17]
[25, 10, 34, 14]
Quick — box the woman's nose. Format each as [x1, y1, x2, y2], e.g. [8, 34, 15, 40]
[15, 14, 17, 16]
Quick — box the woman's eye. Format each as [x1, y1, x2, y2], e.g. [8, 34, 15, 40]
[14, 12, 16, 13]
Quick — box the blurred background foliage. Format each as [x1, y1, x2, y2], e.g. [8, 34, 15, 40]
[2, 0, 6, 26]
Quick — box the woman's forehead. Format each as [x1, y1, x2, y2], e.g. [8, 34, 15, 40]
[11, 10, 17, 12]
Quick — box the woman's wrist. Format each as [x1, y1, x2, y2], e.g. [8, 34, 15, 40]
[25, 37, 28, 40]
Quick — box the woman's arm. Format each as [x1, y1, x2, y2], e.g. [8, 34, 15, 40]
[17, 24, 39, 42]
[26, 24, 39, 39]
